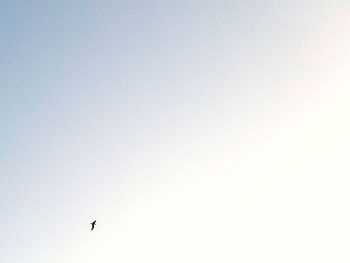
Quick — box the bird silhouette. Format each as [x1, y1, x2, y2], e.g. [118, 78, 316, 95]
[91, 220, 96, 231]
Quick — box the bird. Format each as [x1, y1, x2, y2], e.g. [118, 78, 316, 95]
[91, 220, 96, 231]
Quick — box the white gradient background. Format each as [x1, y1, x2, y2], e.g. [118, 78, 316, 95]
[1, 1, 350, 262]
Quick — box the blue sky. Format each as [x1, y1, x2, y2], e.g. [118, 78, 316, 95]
[1, 1, 350, 262]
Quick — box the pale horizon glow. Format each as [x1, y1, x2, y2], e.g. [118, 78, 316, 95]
[1, 1, 350, 262]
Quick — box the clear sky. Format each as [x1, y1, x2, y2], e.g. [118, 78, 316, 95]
[1, 1, 350, 262]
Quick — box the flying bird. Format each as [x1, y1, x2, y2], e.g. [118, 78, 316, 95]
[91, 220, 96, 231]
